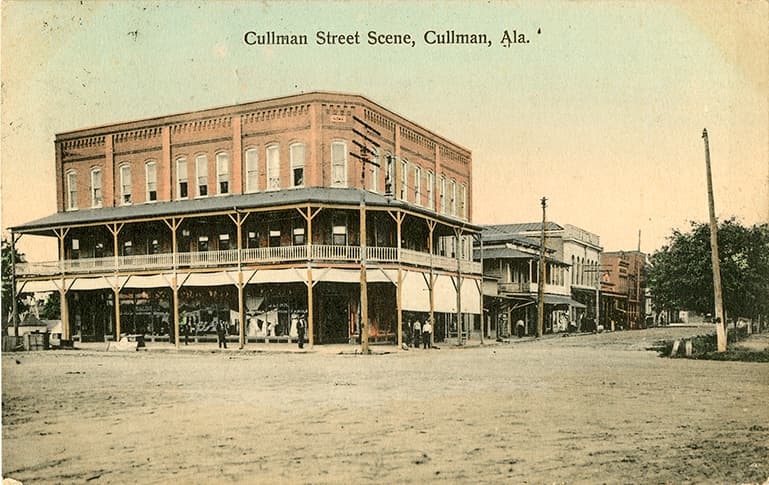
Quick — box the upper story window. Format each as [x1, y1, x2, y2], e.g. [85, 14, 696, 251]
[439, 175, 446, 214]
[245, 148, 259, 193]
[460, 183, 467, 219]
[266, 144, 280, 190]
[119, 163, 132, 205]
[413, 165, 422, 205]
[216, 152, 230, 195]
[66, 170, 78, 210]
[176, 157, 188, 199]
[385, 154, 394, 196]
[399, 160, 408, 201]
[331, 141, 347, 187]
[219, 234, 230, 251]
[426, 171, 435, 210]
[90, 168, 102, 208]
[290, 143, 305, 188]
[145, 161, 158, 202]
[449, 179, 457, 216]
[293, 227, 305, 245]
[195, 154, 208, 197]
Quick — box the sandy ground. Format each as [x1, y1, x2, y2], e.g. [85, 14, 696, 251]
[2, 327, 768, 484]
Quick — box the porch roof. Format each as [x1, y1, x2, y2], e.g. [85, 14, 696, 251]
[474, 247, 567, 266]
[12, 187, 482, 236]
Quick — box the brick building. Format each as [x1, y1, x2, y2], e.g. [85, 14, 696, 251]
[11, 92, 482, 347]
[600, 250, 647, 330]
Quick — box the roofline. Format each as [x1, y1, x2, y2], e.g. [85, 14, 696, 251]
[55, 91, 471, 156]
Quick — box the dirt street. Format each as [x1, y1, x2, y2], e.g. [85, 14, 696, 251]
[3, 327, 768, 484]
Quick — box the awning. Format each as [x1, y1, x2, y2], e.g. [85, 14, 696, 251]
[543, 294, 586, 308]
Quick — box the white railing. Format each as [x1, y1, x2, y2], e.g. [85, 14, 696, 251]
[15, 245, 483, 277]
[311, 244, 360, 261]
[365, 246, 398, 262]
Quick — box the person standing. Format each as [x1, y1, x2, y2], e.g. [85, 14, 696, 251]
[183, 316, 190, 345]
[297, 314, 306, 349]
[412, 318, 422, 349]
[422, 318, 432, 349]
[216, 318, 227, 349]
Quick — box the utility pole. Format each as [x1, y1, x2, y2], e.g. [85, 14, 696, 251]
[351, 116, 381, 354]
[10, 231, 19, 337]
[702, 128, 726, 352]
[537, 197, 547, 338]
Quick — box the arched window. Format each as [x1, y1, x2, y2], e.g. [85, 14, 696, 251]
[290, 143, 305, 187]
[369, 148, 380, 192]
[216, 152, 230, 195]
[266, 144, 280, 190]
[413, 165, 422, 205]
[399, 159, 408, 200]
[426, 171, 435, 210]
[195, 154, 208, 197]
[331, 141, 347, 187]
[145, 161, 158, 202]
[176, 157, 188, 199]
[90, 168, 102, 208]
[119, 163, 132, 205]
[244, 148, 258, 193]
[439, 175, 446, 214]
[66, 169, 78, 210]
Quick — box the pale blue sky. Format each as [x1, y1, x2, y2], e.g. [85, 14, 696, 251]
[2, 1, 767, 262]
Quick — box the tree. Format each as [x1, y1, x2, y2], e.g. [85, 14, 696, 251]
[1, 236, 29, 326]
[648, 219, 769, 322]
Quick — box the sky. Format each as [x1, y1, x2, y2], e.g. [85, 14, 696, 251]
[1, 0, 767, 263]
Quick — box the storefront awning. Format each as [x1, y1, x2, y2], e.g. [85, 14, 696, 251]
[543, 294, 586, 308]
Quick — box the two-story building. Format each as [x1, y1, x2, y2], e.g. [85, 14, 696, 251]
[10, 92, 482, 347]
[600, 250, 647, 330]
[475, 224, 577, 337]
[478, 222, 602, 334]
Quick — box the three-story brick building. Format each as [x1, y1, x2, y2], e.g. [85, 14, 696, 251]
[11, 92, 482, 347]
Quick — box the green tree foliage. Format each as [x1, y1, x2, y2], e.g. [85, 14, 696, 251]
[1, 236, 29, 324]
[39, 291, 61, 320]
[648, 219, 769, 320]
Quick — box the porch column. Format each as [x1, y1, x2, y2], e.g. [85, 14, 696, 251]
[298, 205, 321, 348]
[56, 228, 71, 340]
[113, 286, 121, 340]
[455, 228, 463, 346]
[427, 221, 436, 344]
[397, 268, 403, 348]
[172, 275, 180, 349]
[307, 268, 314, 347]
[10, 231, 19, 337]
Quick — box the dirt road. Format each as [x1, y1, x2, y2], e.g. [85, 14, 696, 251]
[3, 327, 768, 484]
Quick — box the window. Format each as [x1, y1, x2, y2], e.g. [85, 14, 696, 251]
[449, 179, 457, 216]
[216, 152, 230, 195]
[145, 161, 158, 202]
[197, 236, 209, 252]
[71, 239, 80, 259]
[245, 148, 258, 193]
[94, 242, 105, 258]
[195, 154, 208, 197]
[290, 143, 305, 187]
[331, 141, 347, 187]
[176, 158, 189, 199]
[426, 171, 435, 210]
[66, 170, 78, 210]
[247, 231, 258, 248]
[90, 168, 102, 208]
[120, 164, 132, 205]
[400, 160, 408, 200]
[571, 255, 576, 284]
[149, 239, 160, 254]
[385, 154, 394, 195]
[267, 145, 280, 190]
[293, 227, 305, 245]
[123, 240, 133, 256]
[460, 184, 467, 218]
[413, 166, 422, 205]
[269, 229, 281, 247]
[439, 175, 446, 214]
[219, 234, 230, 251]
[332, 225, 347, 246]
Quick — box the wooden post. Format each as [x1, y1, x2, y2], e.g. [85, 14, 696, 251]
[56, 228, 71, 340]
[478, 234, 484, 344]
[702, 129, 727, 352]
[537, 197, 547, 338]
[10, 231, 19, 337]
[427, 221, 436, 344]
[455, 228, 463, 346]
[172, 276, 180, 350]
[307, 267, 314, 347]
[360, 195, 369, 353]
[397, 268, 403, 348]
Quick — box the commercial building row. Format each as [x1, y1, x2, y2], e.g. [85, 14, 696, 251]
[8, 92, 648, 347]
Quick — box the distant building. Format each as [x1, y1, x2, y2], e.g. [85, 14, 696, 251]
[600, 251, 647, 329]
[475, 222, 599, 336]
[11, 92, 482, 346]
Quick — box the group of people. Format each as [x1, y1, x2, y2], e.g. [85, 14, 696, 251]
[406, 317, 433, 349]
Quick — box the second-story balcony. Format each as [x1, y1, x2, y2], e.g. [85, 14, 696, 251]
[498, 281, 570, 296]
[16, 245, 481, 278]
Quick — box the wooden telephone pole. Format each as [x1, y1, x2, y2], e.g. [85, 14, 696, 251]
[537, 197, 547, 338]
[702, 128, 726, 352]
[351, 116, 381, 354]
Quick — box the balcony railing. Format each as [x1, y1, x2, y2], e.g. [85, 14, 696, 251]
[498, 281, 570, 295]
[16, 244, 482, 278]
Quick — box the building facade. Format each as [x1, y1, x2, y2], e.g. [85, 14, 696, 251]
[11, 92, 482, 347]
[478, 222, 602, 334]
[600, 250, 647, 330]
[476, 224, 581, 337]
